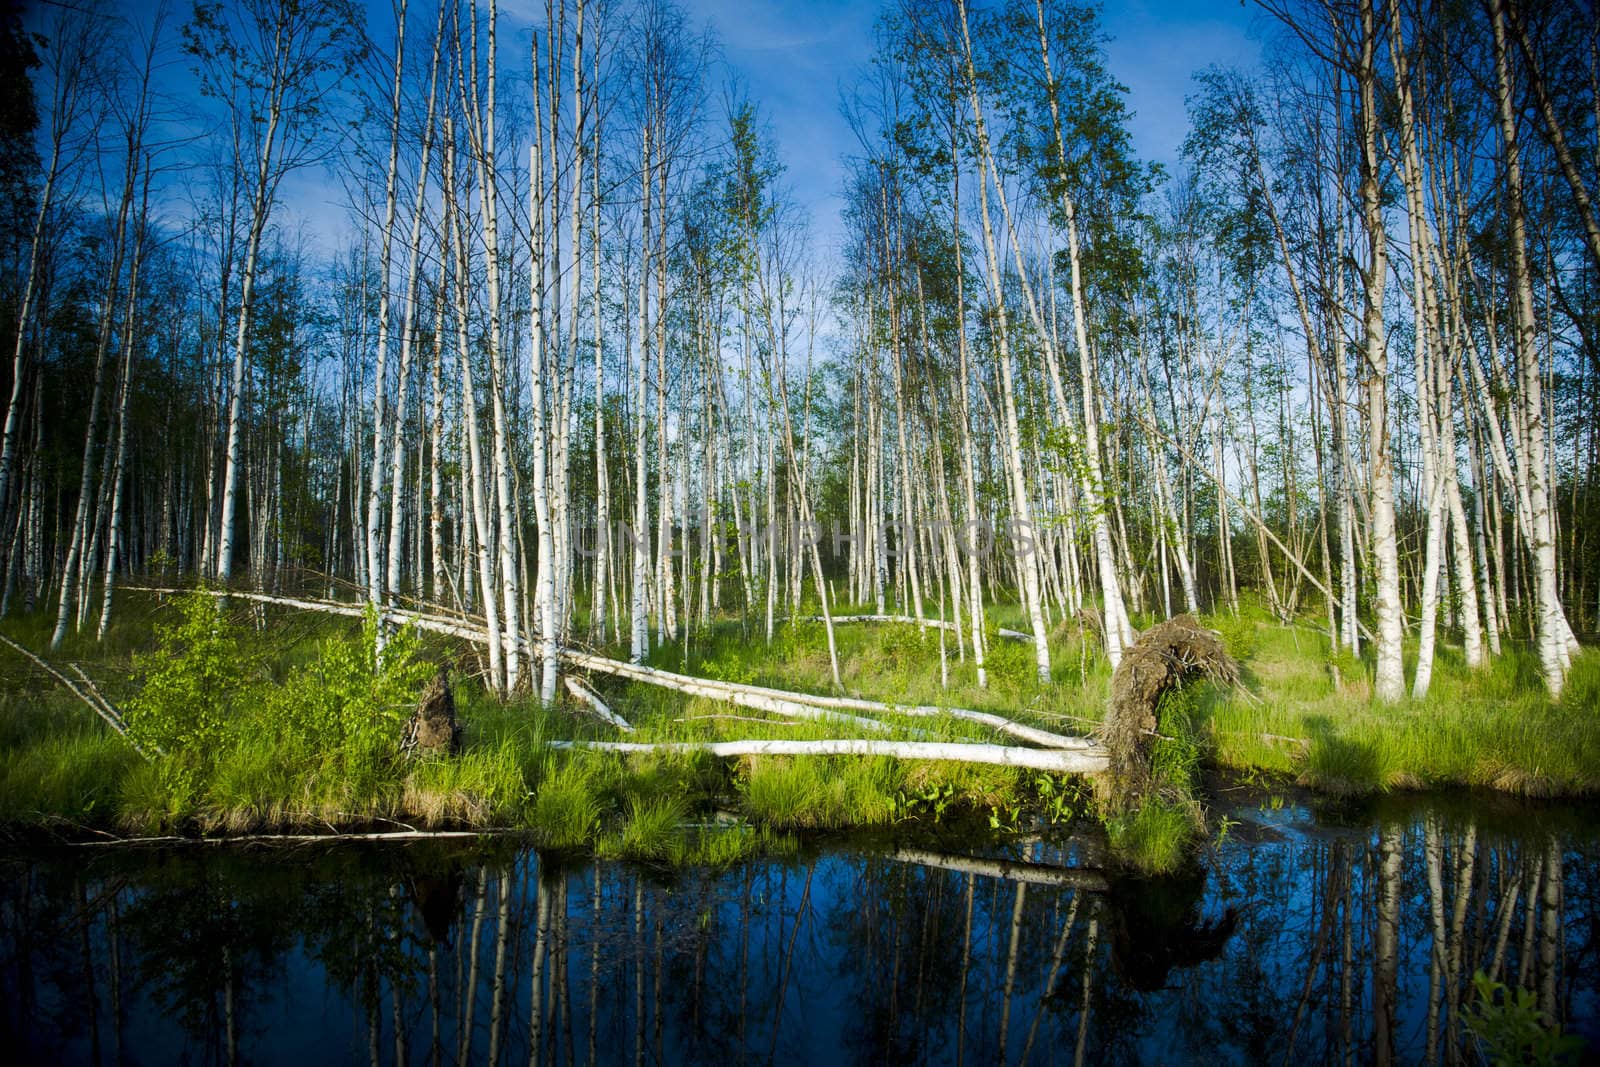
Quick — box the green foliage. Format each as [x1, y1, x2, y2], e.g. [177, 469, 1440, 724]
[738, 756, 899, 830]
[402, 742, 530, 827]
[125, 590, 256, 802]
[739, 757, 823, 828]
[1463, 972, 1584, 1065]
[612, 795, 687, 862]
[7, 585, 1600, 880]
[1206, 638, 1600, 796]
[980, 634, 1035, 691]
[259, 607, 434, 784]
[0, 731, 135, 823]
[1150, 687, 1202, 795]
[874, 622, 925, 672]
[1030, 771, 1085, 826]
[683, 824, 795, 866]
[117, 760, 180, 831]
[1558, 652, 1600, 717]
[1204, 606, 1262, 661]
[891, 780, 960, 823]
[987, 771, 1083, 832]
[697, 650, 758, 685]
[118, 596, 437, 827]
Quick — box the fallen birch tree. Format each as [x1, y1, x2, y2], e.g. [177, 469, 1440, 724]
[0, 631, 151, 757]
[803, 615, 1033, 642]
[562, 676, 634, 732]
[545, 738, 1107, 774]
[126, 587, 1105, 764]
[563, 650, 1093, 750]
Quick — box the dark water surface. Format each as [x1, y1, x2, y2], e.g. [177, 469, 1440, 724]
[3, 790, 1597, 1065]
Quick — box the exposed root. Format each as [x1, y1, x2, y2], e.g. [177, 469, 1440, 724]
[1101, 614, 1239, 805]
[402, 665, 462, 758]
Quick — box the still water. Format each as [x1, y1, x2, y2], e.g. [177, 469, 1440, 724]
[2, 790, 1596, 1065]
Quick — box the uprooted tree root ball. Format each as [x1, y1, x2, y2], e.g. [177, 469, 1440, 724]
[403, 665, 462, 759]
[1101, 614, 1240, 807]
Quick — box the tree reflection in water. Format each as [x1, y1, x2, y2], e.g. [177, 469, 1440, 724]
[0, 794, 1594, 1064]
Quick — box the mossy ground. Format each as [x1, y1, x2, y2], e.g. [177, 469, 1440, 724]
[1, 590, 1595, 874]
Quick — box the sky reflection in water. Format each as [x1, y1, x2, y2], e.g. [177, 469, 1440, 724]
[3, 792, 1596, 1065]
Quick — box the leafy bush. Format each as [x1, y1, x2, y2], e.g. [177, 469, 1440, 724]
[875, 622, 925, 672]
[125, 590, 257, 802]
[1205, 611, 1260, 662]
[981, 634, 1035, 690]
[698, 650, 757, 685]
[260, 607, 434, 783]
[125, 595, 434, 814]
[1463, 971, 1584, 1065]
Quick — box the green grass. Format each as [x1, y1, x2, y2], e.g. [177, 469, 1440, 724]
[2, 588, 1597, 878]
[1104, 798, 1199, 875]
[738, 755, 897, 829]
[0, 729, 137, 825]
[528, 756, 604, 847]
[1199, 612, 1600, 796]
[602, 795, 688, 861]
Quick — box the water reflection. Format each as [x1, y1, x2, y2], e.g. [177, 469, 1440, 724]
[1, 794, 1595, 1064]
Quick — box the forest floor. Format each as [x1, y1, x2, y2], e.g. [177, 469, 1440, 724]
[0, 590, 1596, 873]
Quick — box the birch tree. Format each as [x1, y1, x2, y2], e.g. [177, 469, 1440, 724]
[187, 0, 364, 584]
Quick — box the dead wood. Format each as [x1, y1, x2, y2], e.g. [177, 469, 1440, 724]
[1100, 613, 1239, 805]
[403, 665, 461, 758]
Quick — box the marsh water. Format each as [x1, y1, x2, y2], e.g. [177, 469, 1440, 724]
[3, 789, 1597, 1065]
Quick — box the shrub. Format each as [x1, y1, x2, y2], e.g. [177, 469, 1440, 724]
[980, 635, 1034, 690]
[1205, 611, 1260, 662]
[124, 590, 256, 803]
[1463, 971, 1583, 1065]
[259, 607, 434, 784]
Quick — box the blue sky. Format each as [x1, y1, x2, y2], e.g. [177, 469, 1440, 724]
[61, 0, 1265, 261]
[683, 0, 1267, 258]
[294, 0, 1268, 259]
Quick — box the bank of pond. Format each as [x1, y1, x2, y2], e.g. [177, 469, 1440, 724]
[1, 789, 1594, 1064]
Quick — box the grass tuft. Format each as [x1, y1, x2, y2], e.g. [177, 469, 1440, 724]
[1105, 799, 1199, 874]
[530, 757, 604, 848]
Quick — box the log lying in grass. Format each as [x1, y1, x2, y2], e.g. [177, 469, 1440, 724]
[563, 676, 634, 732]
[545, 738, 1108, 774]
[890, 846, 1110, 892]
[559, 655, 909, 736]
[128, 587, 500, 645]
[0, 632, 150, 758]
[802, 614, 1032, 643]
[129, 587, 1099, 757]
[563, 650, 1092, 751]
